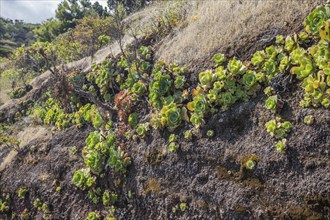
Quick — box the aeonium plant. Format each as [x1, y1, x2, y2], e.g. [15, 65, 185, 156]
[160, 103, 183, 130]
[242, 70, 257, 92]
[227, 57, 246, 75]
[212, 53, 226, 66]
[304, 4, 330, 35]
[187, 94, 209, 115]
[198, 70, 213, 89]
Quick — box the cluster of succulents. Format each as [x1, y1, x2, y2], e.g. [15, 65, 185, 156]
[87, 61, 117, 101]
[265, 117, 292, 152]
[21, 5, 330, 219]
[148, 61, 187, 110]
[35, 98, 104, 130]
[265, 117, 292, 140]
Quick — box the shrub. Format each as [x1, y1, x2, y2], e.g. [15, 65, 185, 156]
[285, 36, 295, 52]
[304, 5, 330, 35]
[85, 211, 101, 220]
[206, 130, 214, 137]
[245, 159, 256, 170]
[152, 103, 183, 131]
[88, 188, 101, 204]
[189, 112, 205, 128]
[103, 190, 117, 206]
[72, 168, 96, 190]
[187, 94, 209, 115]
[275, 139, 287, 152]
[84, 150, 105, 174]
[131, 80, 147, 96]
[17, 188, 28, 198]
[136, 123, 150, 137]
[300, 72, 328, 108]
[265, 117, 292, 140]
[168, 142, 179, 152]
[179, 203, 188, 212]
[198, 70, 213, 89]
[242, 70, 257, 92]
[161, 103, 182, 130]
[265, 95, 278, 113]
[174, 75, 186, 89]
[168, 134, 177, 143]
[0, 199, 9, 213]
[251, 51, 265, 67]
[212, 53, 226, 66]
[227, 57, 246, 75]
[304, 115, 315, 125]
[128, 113, 139, 128]
[108, 146, 131, 173]
[184, 130, 193, 140]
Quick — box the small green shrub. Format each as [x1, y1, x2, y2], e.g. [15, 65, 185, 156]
[102, 190, 117, 206]
[275, 139, 287, 152]
[168, 142, 179, 152]
[131, 80, 147, 96]
[84, 150, 105, 174]
[276, 35, 284, 44]
[72, 168, 96, 190]
[85, 211, 101, 220]
[128, 113, 139, 128]
[300, 72, 329, 108]
[0, 199, 9, 213]
[174, 75, 186, 89]
[168, 134, 177, 143]
[17, 188, 28, 198]
[33, 198, 43, 210]
[187, 94, 209, 115]
[179, 203, 188, 212]
[189, 112, 205, 128]
[88, 188, 102, 204]
[304, 115, 315, 125]
[108, 146, 131, 173]
[245, 159, 256, 170]
[265, 117, 292, 140]
[151, 103, 183, 131]
[206, 130, 214, 137]
[136, 123, 150, 137]
[227, 57, 246, 75]
[242, 70, 257, 92]
[184, 130, 193, 140]
[265, 95, 278, 113]
[212, 53, 226, 66]
[305, 5, 330, 35]
[251, 51, 265, 67]
[198, 70, 213, 89]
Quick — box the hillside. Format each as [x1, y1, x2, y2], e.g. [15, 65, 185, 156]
[0, 18, 37, 57]
[0, 1, 329, 219]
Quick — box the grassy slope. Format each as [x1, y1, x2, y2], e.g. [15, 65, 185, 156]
[156, 0, 325, 70]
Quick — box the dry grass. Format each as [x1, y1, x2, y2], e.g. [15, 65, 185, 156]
[0, 126, 51, 172]
[155, 0, 326, 69]
[0, 75, 11, 104]
[17, 125, 51, 148]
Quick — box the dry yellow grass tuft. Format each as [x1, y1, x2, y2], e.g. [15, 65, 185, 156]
[155, 0, 326, 70]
